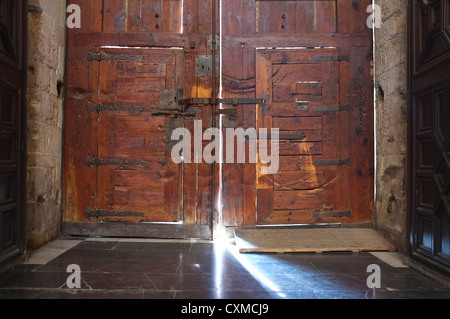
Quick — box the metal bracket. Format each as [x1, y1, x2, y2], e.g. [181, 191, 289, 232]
[165, 117, 185, 152]
[208, 34, 220, 51]
[153, 89, 203, 120]
[195, 55, 220, 77]
[159, 89, 184, 111]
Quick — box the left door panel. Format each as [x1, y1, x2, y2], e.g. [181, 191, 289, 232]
[65, 47, 185, 224]
[94, 47, 184, 223]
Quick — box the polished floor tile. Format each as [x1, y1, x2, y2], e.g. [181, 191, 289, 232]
[0, 239, 450, 300]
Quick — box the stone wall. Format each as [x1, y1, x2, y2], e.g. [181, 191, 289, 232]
[373, 0, 408, 252]
[26, 0, 66, 250]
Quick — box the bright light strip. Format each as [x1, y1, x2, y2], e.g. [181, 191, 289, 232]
[216, 0, 224, 240]
[181, 0, 184, 34]
[256, 223, 342, 228]
[225, 244, 286, 298]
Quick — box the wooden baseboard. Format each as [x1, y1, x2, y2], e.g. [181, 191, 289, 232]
[62, 222, 211, 240]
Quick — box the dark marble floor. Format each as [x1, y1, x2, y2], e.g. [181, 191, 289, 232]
[0, 239, 450, 299]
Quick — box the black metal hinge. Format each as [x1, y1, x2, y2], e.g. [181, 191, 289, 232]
[85, 156, 149, 168]
[87, 51, 148, 62]
[85, 207, 145, 219]
[313, 158, 351, 166]
[183, 97, 266, 106]
[313, 104, 350, 112]
[86, 102, 146, 113]
[151, 107, 201, 119]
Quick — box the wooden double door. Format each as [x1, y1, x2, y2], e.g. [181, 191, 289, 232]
[0, 0, 26, 265]
[409, 0, 450, 275]
[63, 0, 374, 239]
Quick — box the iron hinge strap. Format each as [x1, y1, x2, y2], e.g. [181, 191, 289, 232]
[85, 207, 145, 219]
[313, 104, 350, 112]
[86, 101, 146, 113]
[183, 97, 266, 106]
[87, 51, 148, 62]
[151, 107, 201, 119]
[313, 158, 351, 166]
[85, 156, 149, 168]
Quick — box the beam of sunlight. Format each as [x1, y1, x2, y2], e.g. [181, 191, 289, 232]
[224, 243, 287, 299]
[214, 243, 224, 299]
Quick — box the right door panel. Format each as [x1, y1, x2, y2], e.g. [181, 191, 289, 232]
[220, 0, 374, 227]
[255, 48, 350, 225]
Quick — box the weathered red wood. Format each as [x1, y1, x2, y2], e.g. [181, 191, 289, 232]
[64, 0, 374, 233]
[63, 45, 99, 222]
[254, 38, 372, 225]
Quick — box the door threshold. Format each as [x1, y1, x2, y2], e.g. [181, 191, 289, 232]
[62, 222, 211, 240]
[229, 222, 373, 231]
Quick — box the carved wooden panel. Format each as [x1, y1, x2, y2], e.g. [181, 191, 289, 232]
[409, 0, 450, 274]
[0, 0, 26, 266]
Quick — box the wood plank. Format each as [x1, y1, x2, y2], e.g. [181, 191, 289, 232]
[274, 189, 323, 210]
[257, 0, 296, 35]
[272, 64, 322, 102]
[115, 134, 166, 156]
[63, 45, 99, 222]
[222, 46, 245, 226]
[115, 115, 165, 134]
[316, 0, 337, 33]
[114, 186, 165, 207]
[278, 156, 327, 171]
[337, 0, 369, 34]
[294, 1, 315, 34]
[235, 228, 397, 254]
[272, 117, 322, 131]
[140, 0, 162, 33]
[117, 61, 167, 77]
[259, 210, 345, 225]
[242, 48, 257, 226]
[102, 0, 126, 32]
[162, 0, 183, 33]
[114, 169, 168, 188]
[274, 168, 338, 191]
[277, 141, 323, 156]
[71, 0, 102, 33]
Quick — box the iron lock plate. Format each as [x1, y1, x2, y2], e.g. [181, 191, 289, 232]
[195, 55, 219, 77]
[159, 89, 184, 111]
